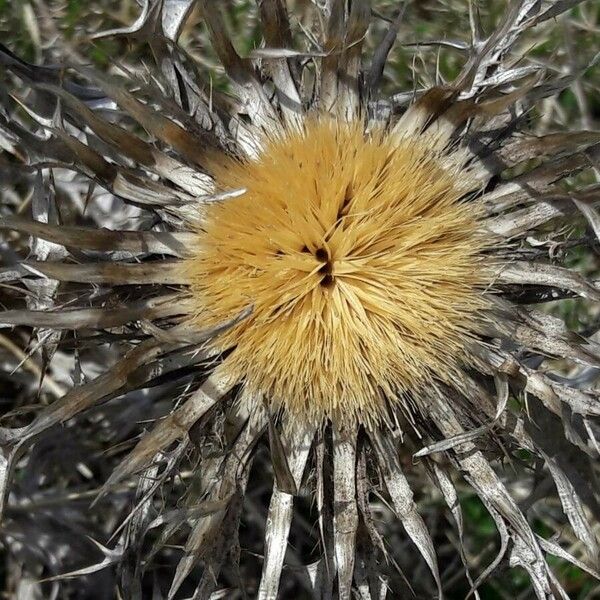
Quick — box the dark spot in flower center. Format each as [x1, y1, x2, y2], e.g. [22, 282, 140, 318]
[297, 245, 335, 287]
[315, 247, 328, 262]
[320, 273, 335, 288]
[318, 261, 333, 275]
[318, 260, 335, 288]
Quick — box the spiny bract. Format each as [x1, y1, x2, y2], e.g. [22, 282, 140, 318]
[184, 118, 490, 424]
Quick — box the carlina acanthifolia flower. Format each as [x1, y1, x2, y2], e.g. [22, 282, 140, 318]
[0, 1, 599, 598]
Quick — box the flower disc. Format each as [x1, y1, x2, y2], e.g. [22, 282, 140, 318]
[184, 119, 491, 424]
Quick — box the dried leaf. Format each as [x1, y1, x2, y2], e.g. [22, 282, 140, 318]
[0, 216, 196, 257]
[197, 0, 279, 131]
[496, 261, 600, 302]
[168, 405, 266, 598]
[258, 423, 315, 599]
[370, 430, 443, 598]
[267, 416, 298, 495]
[20, 259, 185, 285]
[332, 426, 359, 600]
[0, 294, 188, 329]
[78, 66, 221, 170]
[255, 0, 303, 126]
[366, 4, 406, 93]
[104, 371, 233, 489]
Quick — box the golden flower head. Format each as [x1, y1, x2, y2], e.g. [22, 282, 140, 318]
[184, 118, 491, 424]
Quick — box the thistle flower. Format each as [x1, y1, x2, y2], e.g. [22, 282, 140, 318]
[1, 1, 599, 599]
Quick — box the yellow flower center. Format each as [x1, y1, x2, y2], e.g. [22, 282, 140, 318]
[182, 118, 491, 425]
